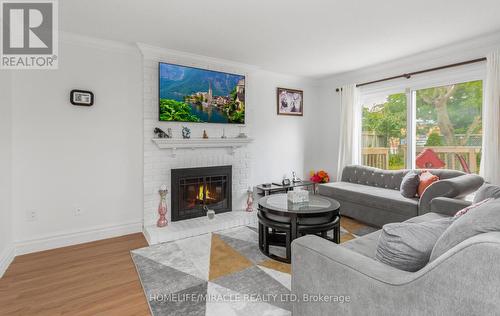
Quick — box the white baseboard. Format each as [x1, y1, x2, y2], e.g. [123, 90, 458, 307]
[15, 221, 144, 256]
[0, 245, 15, 278]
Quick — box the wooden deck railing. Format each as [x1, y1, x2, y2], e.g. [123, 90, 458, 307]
[362, 146, 481, 173]
[362, 147, 389, 170]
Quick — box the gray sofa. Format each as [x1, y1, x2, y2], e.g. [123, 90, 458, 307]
[292, 184, 500, 315]
[318, 165, 484, 227]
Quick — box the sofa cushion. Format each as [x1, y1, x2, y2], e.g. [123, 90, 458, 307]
[319, 182, 419, 217]
[375, 217, 455, 272]
[340, 165, 464, 190]
[430, 198, 500, 261]
[404, 212, 449, 223]
[454, 198, 492, 218]
[400, 170, 420, 198]
[473, 184, 500, 203]
[340, 212, 450, 259]
[341, 230, 381, 258]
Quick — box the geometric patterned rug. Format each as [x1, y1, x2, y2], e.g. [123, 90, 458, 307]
[131, 217, 376, 316]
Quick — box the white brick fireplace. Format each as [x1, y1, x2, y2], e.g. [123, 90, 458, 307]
[139, 44, 257, 244]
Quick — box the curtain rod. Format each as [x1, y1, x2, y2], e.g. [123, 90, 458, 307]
[335, 57, 487, 92]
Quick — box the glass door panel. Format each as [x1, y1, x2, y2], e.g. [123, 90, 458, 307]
[415, 81, 482, 174]
[362, 93, 407, 170]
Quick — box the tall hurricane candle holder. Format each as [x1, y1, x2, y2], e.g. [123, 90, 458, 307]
[246, 187, 254, 212]
[157, 185, 168, 227]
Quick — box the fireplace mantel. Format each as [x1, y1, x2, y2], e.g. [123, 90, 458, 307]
[152, 137, 253, 156]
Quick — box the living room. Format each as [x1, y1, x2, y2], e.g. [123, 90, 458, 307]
[1, 1, 500, 315]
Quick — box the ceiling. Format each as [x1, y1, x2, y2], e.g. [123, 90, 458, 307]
[60, 0, 500, 78]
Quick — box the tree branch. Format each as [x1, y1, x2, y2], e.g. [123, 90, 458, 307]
[443, 85, 456, 100]
[460, 115, 481, 146]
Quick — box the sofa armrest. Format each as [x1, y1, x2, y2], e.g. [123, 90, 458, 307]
[430, 197, 472, 216]
[292, 233, 500, 316]
[419, 174, 483, 214]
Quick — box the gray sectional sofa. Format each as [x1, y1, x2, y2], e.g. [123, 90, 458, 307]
[318, 165, 484, 227]
[292, 184, 500, 315]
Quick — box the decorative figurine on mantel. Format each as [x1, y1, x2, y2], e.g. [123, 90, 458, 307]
[246, 187, 254, 212]
[157, 184, 168, 227]
[237, 126, 248, 138]
[203, 130, 209, 139]
[154, 127, 171, 138]
[182, 126, 191, 139]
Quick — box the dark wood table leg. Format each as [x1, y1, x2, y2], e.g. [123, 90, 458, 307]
[334, 217, 341, 244]
[258, 222, 263, 250]
[291, 214, 297, 241]
[285, 231, 291, 261]
[263, 225, 269, 253]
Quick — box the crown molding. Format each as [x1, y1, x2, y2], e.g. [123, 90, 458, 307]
[136, 42, 261, 75]
[60, 32, 140, 56]
[320, 30, 500, 85]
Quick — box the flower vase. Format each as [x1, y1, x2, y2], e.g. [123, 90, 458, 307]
[157, 188, 168, 227]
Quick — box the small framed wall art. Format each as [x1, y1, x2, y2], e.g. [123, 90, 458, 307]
[277, 87, 303, 116]
[70, 90, 94, 106]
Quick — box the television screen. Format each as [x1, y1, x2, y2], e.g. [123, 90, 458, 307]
[159, 62, 245, 124]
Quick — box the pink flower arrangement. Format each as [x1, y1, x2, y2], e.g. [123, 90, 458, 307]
[310, 170, 330, 183]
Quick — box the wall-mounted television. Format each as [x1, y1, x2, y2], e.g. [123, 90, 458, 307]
[159, 62, 245, 124]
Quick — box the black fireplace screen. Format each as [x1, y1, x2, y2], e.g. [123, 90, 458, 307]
[171, 166, 232, 221]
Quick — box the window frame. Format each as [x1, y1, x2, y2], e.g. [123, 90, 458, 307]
[360, 62, 485, 170]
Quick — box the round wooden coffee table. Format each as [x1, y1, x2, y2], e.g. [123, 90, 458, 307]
[257, 194, 340, 263]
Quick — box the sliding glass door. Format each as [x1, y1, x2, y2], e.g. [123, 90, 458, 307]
[362, 92, 407, 170]
[361, 80, 483, 174]
[415, 81, 482, 173]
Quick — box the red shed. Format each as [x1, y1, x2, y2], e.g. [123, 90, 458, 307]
[416, 148, 446, 169]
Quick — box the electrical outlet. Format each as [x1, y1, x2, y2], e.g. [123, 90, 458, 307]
[75, 208, 83, 216]
[26, 210, 38, 222]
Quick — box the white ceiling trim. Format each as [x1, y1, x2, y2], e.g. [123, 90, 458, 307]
[322, 31, 500, 87]
[136, 42, 260, 77]
[60, 31, 139, 56]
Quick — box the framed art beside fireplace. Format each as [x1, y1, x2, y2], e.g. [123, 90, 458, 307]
[277, 87, 303, 116]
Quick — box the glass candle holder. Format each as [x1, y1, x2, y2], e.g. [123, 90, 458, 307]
[157, 188, 168, 227]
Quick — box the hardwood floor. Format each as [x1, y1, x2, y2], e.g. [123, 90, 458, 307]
[0, 233, 150, 316]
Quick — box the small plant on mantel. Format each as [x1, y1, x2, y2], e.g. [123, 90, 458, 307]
[310, 170, 330, 183]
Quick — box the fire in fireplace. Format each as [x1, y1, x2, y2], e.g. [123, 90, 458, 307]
[171, 166, 232, 221]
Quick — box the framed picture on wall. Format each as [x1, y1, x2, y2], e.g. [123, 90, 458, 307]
[277, 87, 303, 116]
[70, 90, 94, 106]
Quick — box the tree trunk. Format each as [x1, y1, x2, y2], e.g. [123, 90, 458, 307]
[435, 100, 455, 145]
[432, 85, 456, 145]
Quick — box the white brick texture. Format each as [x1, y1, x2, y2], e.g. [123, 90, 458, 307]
[142, 57, 251, 226]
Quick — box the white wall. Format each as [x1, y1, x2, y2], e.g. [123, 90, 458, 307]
[247, 70, 320, 185]
[309, 32, 500, 178]
[11, 38, 144, 253]
[0, 71, 14, 276]
[9, 35, 320, 252]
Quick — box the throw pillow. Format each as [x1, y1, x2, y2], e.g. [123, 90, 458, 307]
[400, 171, 420, 198]
[473, 184, 500, 203]
[417, 171, 439, 197]
[375, 217, 455, 272]
[454, 198, 492, 218]
[430, 198, 500, 262]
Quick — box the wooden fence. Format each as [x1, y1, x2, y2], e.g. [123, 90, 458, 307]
[362, 146, 481, 173]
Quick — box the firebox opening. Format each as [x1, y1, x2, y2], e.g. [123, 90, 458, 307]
[171, 166, 232, 221]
